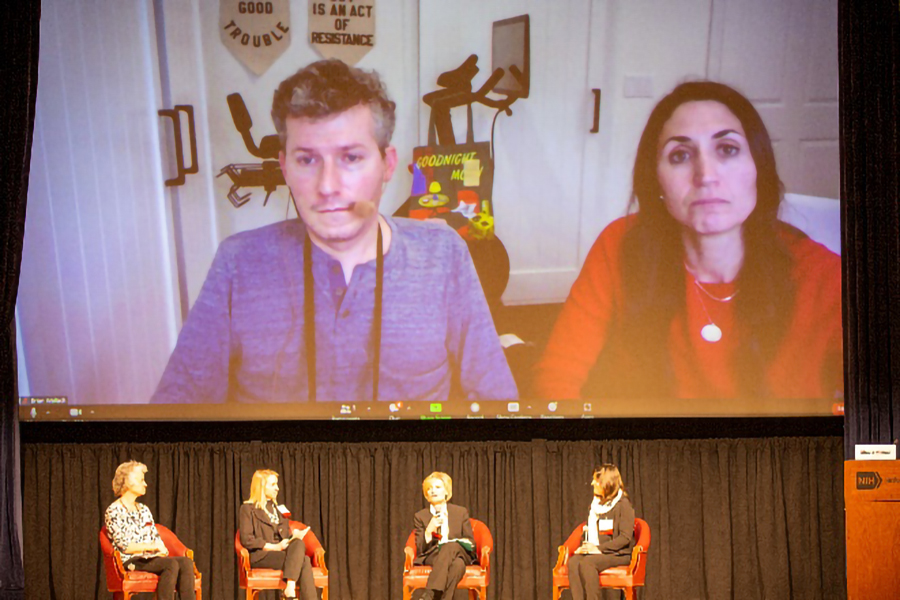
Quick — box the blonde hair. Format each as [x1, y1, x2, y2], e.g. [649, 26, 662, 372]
[422, 471, 453, 502]
[112, 461, 147, 497]
[592, 464, 628, 504]
[245, 469, 279, 509]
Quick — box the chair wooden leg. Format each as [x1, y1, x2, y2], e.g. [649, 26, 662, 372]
[624, 586, 635, 600]
[321, 585, 328, 600]
[403, 585, 412, 600]
[553, 585, 561, 600]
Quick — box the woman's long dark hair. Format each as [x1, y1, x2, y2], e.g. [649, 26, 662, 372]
[590, 81, 797, 397]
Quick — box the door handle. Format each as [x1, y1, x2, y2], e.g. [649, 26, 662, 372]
[175, 105, 199, 175]
[158, 104, 199, 186]
[590, 89, 601, 134]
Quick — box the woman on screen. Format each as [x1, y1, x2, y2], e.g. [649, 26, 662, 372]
[239, 469, 316, 600]
[566, 464, 635, 600]
[104, 461, 196, 599]
[534, 81, 842, 400]
[413, 471, 477, 600]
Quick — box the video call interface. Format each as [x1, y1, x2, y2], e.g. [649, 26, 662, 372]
[17, 0, 842, 421]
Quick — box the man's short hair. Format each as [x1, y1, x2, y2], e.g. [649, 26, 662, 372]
[271, 59, 396, 153]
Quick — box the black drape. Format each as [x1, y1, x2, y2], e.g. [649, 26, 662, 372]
[23, 437, 844, 600]
[0, 1, 40, 597]
[840, 1, 900, 453]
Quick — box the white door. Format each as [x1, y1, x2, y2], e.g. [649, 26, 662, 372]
[708, 0, 840, 200]
[18, 0, 180, 404]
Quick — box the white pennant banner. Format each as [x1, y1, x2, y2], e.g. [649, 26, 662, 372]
[220, 0, 292, 76]
[308, 0, 376, 66]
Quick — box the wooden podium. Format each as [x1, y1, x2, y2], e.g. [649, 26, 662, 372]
[844, 460, 900, 599]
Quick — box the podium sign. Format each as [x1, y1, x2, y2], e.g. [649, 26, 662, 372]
[844, 460, 900, 599]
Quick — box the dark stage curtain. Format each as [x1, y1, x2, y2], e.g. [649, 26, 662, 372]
[23, 437, 844, 600]
[0, 1, 40, 597]
[840, 1, 900, 453]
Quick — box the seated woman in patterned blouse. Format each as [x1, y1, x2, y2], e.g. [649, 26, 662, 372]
[103, 461, 195, 599]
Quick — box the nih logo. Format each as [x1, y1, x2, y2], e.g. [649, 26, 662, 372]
[856, 471, 882, 490]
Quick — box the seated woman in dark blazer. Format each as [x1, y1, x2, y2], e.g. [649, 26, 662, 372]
[413, 471, 477, 600]
[239, 469, 316, 600]
[567, 464, 635, 600]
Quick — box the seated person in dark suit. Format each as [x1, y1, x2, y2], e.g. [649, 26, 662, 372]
[567, 464, 635, 600]
[238, 469, 316, 600]
[413, 471, 477, 600]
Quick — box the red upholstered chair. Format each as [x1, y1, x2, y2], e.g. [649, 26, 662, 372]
[99, 524, 202, 600]
[402, 518, 492, 600]
[552, 518, 650, 600]
[235, 520, 329, 600]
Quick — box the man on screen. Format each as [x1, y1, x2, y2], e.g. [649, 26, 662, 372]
[150, 59, 517, 404]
